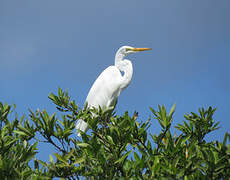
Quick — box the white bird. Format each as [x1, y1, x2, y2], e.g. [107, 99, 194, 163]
[76, 46, 151, 136]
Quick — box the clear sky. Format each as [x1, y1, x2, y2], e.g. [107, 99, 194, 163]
[1, 0, 230, 162]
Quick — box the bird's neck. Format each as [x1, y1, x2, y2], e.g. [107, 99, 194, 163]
[119, 60, 133, 90]
[115, 53, 133, 90]
[115, 52, 125, 67]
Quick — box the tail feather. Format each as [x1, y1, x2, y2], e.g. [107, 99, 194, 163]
[76, 119, 88, 136]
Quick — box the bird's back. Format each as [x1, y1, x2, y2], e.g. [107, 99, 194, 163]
[85, 66, 123, 108]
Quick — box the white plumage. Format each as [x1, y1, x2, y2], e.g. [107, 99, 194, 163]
[76, 46, 151, 136]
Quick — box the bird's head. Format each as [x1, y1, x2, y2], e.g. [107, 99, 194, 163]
[117, 46, 151, 56]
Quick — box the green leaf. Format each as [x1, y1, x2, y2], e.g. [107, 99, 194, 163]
[14, 130, 27, 136]
[4, 138, 18, 147]
[107, 135, 115, 145]
[133, 152, 140, 161]
[115, 150, 132, 164]
[76, 143, 90, 148]
[49, 155, 54, 163]
[74, 156, 86, 164]
[169, 103, 176, 119]
[54, 153, 68, 165]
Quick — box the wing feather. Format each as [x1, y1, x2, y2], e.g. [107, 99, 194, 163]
[85, 66, 122, 108]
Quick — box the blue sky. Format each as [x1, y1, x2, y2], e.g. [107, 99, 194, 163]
[1, 0, 230, 162]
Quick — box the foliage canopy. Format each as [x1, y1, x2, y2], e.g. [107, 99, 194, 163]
[0, 88, 229, 179]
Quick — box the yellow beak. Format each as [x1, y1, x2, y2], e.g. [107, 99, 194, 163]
[133, 47, 152, 52]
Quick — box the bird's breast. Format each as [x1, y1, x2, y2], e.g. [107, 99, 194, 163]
[85, 66, 122, 109]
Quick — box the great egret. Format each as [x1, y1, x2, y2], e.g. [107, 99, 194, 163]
[76, 46, 151, 136]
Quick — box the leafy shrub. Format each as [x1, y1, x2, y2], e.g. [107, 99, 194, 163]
[0, 88, 229, 179]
